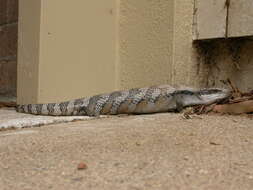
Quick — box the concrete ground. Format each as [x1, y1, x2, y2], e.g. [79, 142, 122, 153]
[0, 110, 253, 190]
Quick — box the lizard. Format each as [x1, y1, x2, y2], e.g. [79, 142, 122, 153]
[16, 85, 231, 116]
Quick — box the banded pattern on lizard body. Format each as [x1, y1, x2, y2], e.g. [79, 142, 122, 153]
[16, 85, 231, 116]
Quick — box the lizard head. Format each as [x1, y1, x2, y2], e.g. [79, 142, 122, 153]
[175, 88, 231, 108]
[197, 88, 231, 105]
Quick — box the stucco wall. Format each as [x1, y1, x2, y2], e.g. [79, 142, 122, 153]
[17, 0, 253, 104]
[172, 0, 197, 87]
[38, 0, 117, 103]
[194, 38, 253, 91]
[118, 0, 174, 90]
[172, 0, 253, 91]
[17, 0, 40, 104]
[18, 0, 117, 104]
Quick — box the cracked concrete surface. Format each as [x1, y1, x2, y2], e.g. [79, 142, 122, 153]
[0, 110, 253, 189]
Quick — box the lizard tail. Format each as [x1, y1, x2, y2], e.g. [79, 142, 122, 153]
[16, 99, 88, 116]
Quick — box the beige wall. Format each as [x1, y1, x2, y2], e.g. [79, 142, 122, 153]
[228, 0, 253, 37]
[17, 0, 40, 103]
[172, 0, 196, 87]
[172, 0, 253, 91]
[38, 0, 117, 103]
[118, 0, 174, 89]
[18, 0, 175, 104]
[18, 0, 253, 104]
[18, 0, 117, 104]
[119, 0, 253, 91]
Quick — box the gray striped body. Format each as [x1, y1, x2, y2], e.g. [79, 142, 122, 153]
[16, 85, 231, 116]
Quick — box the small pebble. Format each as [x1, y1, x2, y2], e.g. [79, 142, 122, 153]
[77, 162, 87, 170]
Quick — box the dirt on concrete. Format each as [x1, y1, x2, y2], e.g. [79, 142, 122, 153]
[0, 113, 253, 190]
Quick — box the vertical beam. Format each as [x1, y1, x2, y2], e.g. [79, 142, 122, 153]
[193, 0, 227, 40]
[228, 0, 253, 37]
[17, 0, 41, 103]
[18, 0, 117, 104]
